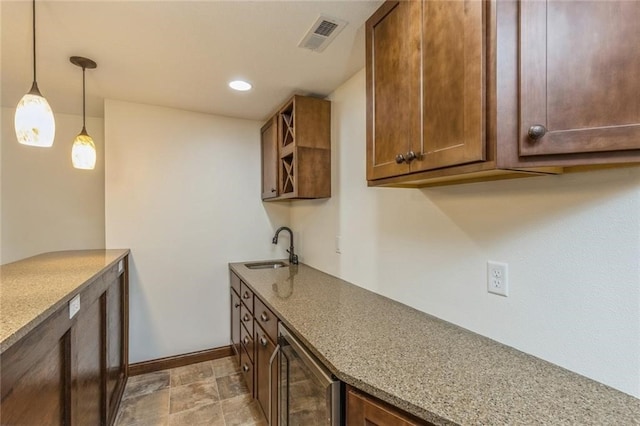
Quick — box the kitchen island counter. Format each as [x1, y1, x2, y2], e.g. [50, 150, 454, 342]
[0, 249, 129, 354]
[230, 261, 639, 425]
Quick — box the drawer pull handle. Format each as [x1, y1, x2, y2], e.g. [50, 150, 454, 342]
[243, 314, 250, 322]
[260, 336, 268, 347]
[242, 364, 249, 372]
[243, 336, 249, 345]
[260, 312, 269, 322]
[243, 291, 250, 299]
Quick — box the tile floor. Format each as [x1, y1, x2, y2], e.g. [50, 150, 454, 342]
[115, 356, 267, 426]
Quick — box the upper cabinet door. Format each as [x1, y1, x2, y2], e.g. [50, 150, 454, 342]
[261, 117, 278, 200]
[520, 1, 640, 157]
[366, 0, 421, 180]
[413, 0, 486, 172]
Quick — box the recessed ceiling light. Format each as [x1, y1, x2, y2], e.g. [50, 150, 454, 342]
[229, 80, 252, 91]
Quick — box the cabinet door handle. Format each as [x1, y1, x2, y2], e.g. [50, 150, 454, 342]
[271, 188, 277, 193]
[243, 291, 250, 299]
[234, 302, 240, 308]
[404, 151, 417, 163]
[242, 364, 249, 372]
[243, 336, 249, 345]
[395, 153, 405, 164]
[260, 336, 268, 347]
[260, 312, 269, 322]
[243, 314, 250, 322]
[528, 124, 546, 140]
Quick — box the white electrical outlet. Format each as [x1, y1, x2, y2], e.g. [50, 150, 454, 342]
[487, 261, 508, 297]
[69, 294, 81, 319]
[335, 236, 341, 254]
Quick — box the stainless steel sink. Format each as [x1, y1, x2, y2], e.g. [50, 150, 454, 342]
[245, 261, 288, 270]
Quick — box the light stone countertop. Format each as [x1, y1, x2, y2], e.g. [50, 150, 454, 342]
[0, 249, 130, 354]
[230, 261, 640, 425]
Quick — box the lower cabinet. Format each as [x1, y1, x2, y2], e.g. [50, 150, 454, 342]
[230, 271, 279, 425]
[240, 345, 254, 395]
[255, 321, 278, 425]
[105, 268, 129, 424]
[0, 256, 129, 426]
[75, 295, 103, 425]
[346, 386, 432, 426]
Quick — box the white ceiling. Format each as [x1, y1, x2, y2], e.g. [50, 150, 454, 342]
[1, 0, 383, 121]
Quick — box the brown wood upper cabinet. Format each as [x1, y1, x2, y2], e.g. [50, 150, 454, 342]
[367, 0, 485, 181]
[261, 116, 278, 200]
[367, 0, 640, 187]
[519, 1, 640, 157]
[261, 95, 331, 200]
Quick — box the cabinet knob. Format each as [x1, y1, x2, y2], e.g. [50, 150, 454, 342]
[404, 151, 417, 163]
[242, 291, 250, 299]
[528, 124, 547, 140]
[260, 336, 268, 347]
[395, 154, 405, 164]
[234, 303, 240, 308]
[260, 312, 269, 322]
[243, 336, 249, 345]
[242, 364, 249, 372]
[243, 314, 250, 322]
[271, 188, 276, 193]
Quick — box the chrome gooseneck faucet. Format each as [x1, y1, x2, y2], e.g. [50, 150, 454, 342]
[272, 226, 298, 265]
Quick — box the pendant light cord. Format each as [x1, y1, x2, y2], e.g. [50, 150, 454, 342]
[82, 67, 86, 129]
[32, 0, 36, 83]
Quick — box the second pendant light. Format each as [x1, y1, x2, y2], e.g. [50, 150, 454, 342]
[70, 56, 97, 170]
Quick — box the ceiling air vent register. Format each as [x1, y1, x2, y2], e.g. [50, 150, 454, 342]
[298, 15, 348, 53]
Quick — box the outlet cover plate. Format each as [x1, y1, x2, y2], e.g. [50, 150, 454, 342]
[487, 261, 508, 297]
[69, 294, 81, 319]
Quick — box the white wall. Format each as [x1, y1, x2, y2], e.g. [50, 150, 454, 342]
[290, 69, 640, 397]
[104, 100, 289, 363]
[1, 107, 105, 264]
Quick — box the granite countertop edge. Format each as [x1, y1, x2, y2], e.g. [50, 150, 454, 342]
[0, 249, 130, 354]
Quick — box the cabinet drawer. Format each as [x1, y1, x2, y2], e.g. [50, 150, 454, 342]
[241, 322, 254, 363]
[240, 282, 254, 314]
[230, 272, 241, 294]
[240, 346, 254, 396]
[254, 297, 277, 343]
[347, 386, 430, 425]
[240, 304, 254, 336]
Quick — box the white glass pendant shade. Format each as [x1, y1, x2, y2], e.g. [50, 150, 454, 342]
[14, 85, 55, 147]
[71, 129, 96, 170]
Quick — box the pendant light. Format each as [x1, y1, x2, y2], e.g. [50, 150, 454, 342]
[15, 0, 55, 147]
[70, 56, 97, 170]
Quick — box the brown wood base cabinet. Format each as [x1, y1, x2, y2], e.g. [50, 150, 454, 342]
[229, 271, 279, 425]
[0, 255, 129, 426]
[366, 0, 640, 188]
[347, 387, 433, 426]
